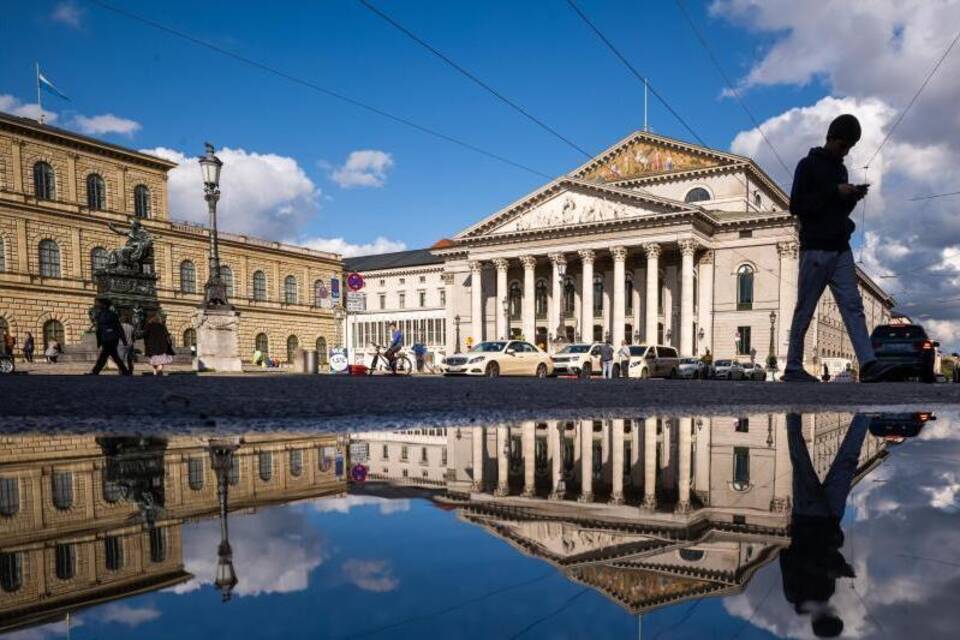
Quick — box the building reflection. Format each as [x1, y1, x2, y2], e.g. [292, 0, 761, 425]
[0, 432, 347, 634]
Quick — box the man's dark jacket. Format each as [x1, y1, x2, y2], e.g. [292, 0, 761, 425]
[95, 308, 127, 347]
[789, 147, 858, 252]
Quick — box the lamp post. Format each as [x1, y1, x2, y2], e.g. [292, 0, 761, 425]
[454, 315, 461, 353]
[767, 310, 778, 375]
[199, 143, 228, 308]
[333, 304, 345, 350]
[502, 296, 510, 340]
[209, 440, 239, 602]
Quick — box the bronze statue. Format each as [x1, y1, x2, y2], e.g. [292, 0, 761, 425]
[106, 218, 153, 272]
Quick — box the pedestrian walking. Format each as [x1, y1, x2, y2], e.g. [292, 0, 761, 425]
[22, 332, 34, 363]
[119, 314, 136, 375]
[600, 340, 615, 379]
[783, 114, 894, 383]
[701, 348, 713, 379]
[2, 330, 14, 358]
[618, 340, 631, 378]
[143, 313, 175, 376]
[91, 298, 130, 376]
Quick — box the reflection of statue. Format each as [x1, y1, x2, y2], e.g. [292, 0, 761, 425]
[106, 218, 153, 272]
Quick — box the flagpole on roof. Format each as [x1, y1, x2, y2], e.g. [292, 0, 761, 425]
[35, 62, 44, 124]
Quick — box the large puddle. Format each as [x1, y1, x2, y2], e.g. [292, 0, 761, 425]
[0, 410, 955, 638]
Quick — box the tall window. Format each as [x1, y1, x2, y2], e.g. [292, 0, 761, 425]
[134, 184, 151, 218]
[735, 417, 749, 433]
[183, 328, 196, 348]
[289, 450, 303, 477]
[737, 265, 754, 310]
[52, 472, 73, 510]
[0, 552, 22, 593]
[684, 187, 710, 203]
[39, 239, 61, 278]
[229, 457, 240, 486]
[732, 447, 750, 490]
[188, 458, 204, 491]
[737, 326, 752, 355]
[398, 292, 406, 309]
[220, 265, 234, 298]
[104, 536, 124, 571]
[625, 277, 634, 315]
[284, 275, 298, 304]
[149, 528, 167, 563]
[259, 452, 273, 481]
[419, 290, 426, 308]
[562, 277, 575, 317]
[90, 247, 109, 274]
[180, 261, 196, 294]
[0, 478, 19, 516]
[255, 332, 269, 354]
[253, 270, 267, 301]
[55, 544, 75, 580]
[286, 335, 299, 362]
[508, 282, 522, 320]
[593, 275, 603, 315]
[0, 239, 5, 272]
[316, 337, 327, 364]
[43, 320, 64, 350]
[86, 174, 105, 210]
[439, 289, 446, 306]
[33, 162, 55, 200]
[314, 279, 326, 307]
[535, 280, 547, 318]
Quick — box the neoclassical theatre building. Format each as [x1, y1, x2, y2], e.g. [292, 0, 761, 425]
[0, 112, 341, 363]
[434, 131, 894, 368]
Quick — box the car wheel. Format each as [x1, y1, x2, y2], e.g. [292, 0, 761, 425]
[612, 364, 621, 378]
[485, 362, 500, 378]
[536, 364, 548, 378]
[580, 363, 592, 379]
[640, 367, 649, 380]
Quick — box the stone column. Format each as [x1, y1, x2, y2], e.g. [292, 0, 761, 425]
[643, 416, 657, 511]
[676, 417, 692, 513]
[579, 421, 593, 502]
[522, 421, 536, 496]
[777, 242, 799, 362]
[644, 244, 660, 344]
[521, 256, 537, 342]
[697, 251, 715, 357]
[472, 427, 484, 491]
[611, 419, 625, 504]
[470, 260, 484, 345]
[549, 253, 566, 344]
[630, 419, 641, 489]
[495, 425, 508, 496]
[549, 421, 564, 500]
[493, 258, 509, 340]
[679, 239, 698, 356]
[579, 250, 595, 342]
[612, 246, 627, 348]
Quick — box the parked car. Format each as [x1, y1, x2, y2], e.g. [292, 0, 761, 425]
[442, 340, 554, 378]
[677, 357, 708, 379]
[744, 363, 768, 381]
[551, 343, 625, 378]
[867, 411, 934, 443]
[621, 344, 681, 379]
[713, 359, 746, 380]
[870, 324, 939, 383]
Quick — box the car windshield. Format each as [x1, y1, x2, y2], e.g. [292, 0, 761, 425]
[871, 325, 926, 340]
[715, 360, 733, 366]
[628, 345, 648, 356]
[470, 342, 506, 353]
[680, 358, 700, 364]
[559, 345, 591, 354]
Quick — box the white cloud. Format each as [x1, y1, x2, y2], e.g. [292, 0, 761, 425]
[300, 235, 406, 258]
[341, 559, 399, 592]
[72, 113, 141, 137]
[0, 94, 58, 123]
[144, 146, 323, 241]
[51, 1, 83, 28]
[96, 604, 161, 627]
[311, 494, 411, 515]
[330, 150, 394, 188]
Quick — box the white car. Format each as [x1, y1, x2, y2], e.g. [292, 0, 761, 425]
[442, 340, 554, 378]
[713, 359, 746, 380]
[622, 345, 682, 379]
[550, 343, 620, 378]
[744, 363, 768, 381]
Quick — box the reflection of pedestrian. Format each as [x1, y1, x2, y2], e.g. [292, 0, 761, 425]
[822, 364, 831, 382]
[143, 314, 174, 376]
[781, 413, 868, 638]
[91, 298, 130, 376]
[953, 354, 960, 383]
[23, 332, 34, 363]
[600, 341, 615, 379]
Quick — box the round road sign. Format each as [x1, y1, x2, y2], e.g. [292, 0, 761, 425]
[347, 272, 365, 291]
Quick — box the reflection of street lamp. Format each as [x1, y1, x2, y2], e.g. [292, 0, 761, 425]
[454, 315, 461, 353]
[333, 304, 345, 350]
[199, 144, 229, 309]
[698, 327, 705, 342]
[209, 440, 239, 602]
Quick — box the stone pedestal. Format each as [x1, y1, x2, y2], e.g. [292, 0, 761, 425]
[194, 307, 242, 372]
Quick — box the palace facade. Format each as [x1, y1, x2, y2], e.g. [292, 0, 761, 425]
[0, 112, 341, 364]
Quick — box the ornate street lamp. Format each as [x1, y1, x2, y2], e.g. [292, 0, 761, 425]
[501, 296, 510, 340]
[199, 143, 229, 308]
[767, 310, 779, 374]
[209, 440, 239, 602]
[333, 304, 345, 350]
[454, 315, 461, 353]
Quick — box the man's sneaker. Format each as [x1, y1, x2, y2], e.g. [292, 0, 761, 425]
[781, 369, 820, 383]
[859, 360, 896, 383]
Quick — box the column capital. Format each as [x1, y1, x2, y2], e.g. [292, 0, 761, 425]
[698, 250, 715, 265]
[469, 260, 484, 273]
[610, 246, 628, 262]
[577, 249, 596, 264]
[678, 239, 699, 257]
[777, 241, 799, 258]
[520, 255, 537, 270]
[548, 252, 567, 266]
[492, 257, 510, 271]
[643, 243, 661, 259]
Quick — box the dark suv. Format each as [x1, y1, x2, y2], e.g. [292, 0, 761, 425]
[870, 324, 939, 383]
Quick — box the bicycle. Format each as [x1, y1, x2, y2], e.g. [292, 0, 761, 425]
[0, 354, 14, 375]
[368, 343, 413, 376]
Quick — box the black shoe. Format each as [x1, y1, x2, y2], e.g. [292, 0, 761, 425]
[781, 370, 820, 383]
[859, 360, 896, 383]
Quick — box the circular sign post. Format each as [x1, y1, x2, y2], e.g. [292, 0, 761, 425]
[351, 464, 368, 483]
[347, 272, 365, 292]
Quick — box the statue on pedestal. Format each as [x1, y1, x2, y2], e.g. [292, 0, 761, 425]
[106, 218, 153, 273]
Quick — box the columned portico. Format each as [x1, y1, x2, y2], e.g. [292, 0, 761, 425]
[470, 260, 484, 344]
[579, 421, 593, 502]
[611, 246, 627, 348]
[472, 426, 484, 491]
[676, 417, 692, 513]
[644, 244, 661, 345]
[578, 250, 595, 343]
[521, 256, 537, 342]
[610, 419, 625, 504]
[549, 253, 565, 342]
[679, 239, 698, 356]
[495, 425, 508, 497]
[548, 421, 564, 500]
[493, 257, 509, 340]
[522, 421, 536, 496]
[642, 416, 657, 511]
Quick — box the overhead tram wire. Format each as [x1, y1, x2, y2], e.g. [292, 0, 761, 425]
[673, 0, 791, 181]
[910, 190, 960, 201]
[358, 0, 593, 160]
[84, 0, 553, 181]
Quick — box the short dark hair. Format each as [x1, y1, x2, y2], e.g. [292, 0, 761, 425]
[97, 297, 111, 306]
[812, 614, 844, 638]
[827, 114, 861, 143]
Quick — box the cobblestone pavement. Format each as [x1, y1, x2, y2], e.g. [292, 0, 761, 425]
[0, 374, 956, 433]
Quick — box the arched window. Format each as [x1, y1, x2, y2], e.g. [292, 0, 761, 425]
[86, 174, 105, 210]
[313, 279, 327, 307]
[0, 477, 19, 516]
[679, 548, 705, 562]
[258, 452, 273, 482]
[33, 162, 55, 200]
[43, 320, 65, 350]
[289, 450, 303, 477]
[0, 552, 23, 593]
[183, 328, 196, 348]
[134, 184, 151, 218]
[625, 276, 634, 315]
[39, 239, 61, 278]
[52, 472, 73, 510]
[508, 282, 522, 320]
[737, 265, 754, 310]
[286, 335, 299, 362]
[187, 458, 204, 491]
[220, 265, 234, 298]
[55, 544, 74, 580]
[562, 276, 575, 317]
[316, 337, 327, 364]
[180, 261, 196, 294]
[104, 536, 124, 571]
[255, 332, 269, 354]
[252, 270, 267, 301]
[284, 275, 298, 304]
[0, 239, 5, 272]
[684, 187, 710, 204]
[149, 528, 167, 563]
[593, 274, 603, 315]
[534, 280, 547, 318]
[90, 246, 109, 274]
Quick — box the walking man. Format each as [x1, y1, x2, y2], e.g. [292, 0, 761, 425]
[618, 340, 632, 378]
[600, 340, 615, 379]
[783, 114, 892, 383]
[91, 298, 131, 375]
[119, 313, 136, 375]
[22, 332, 34, 363]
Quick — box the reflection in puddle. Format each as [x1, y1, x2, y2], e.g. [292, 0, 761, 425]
[0, 412, 953, 638]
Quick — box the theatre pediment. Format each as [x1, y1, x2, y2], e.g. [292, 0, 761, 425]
[498, 519, 656, 559]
